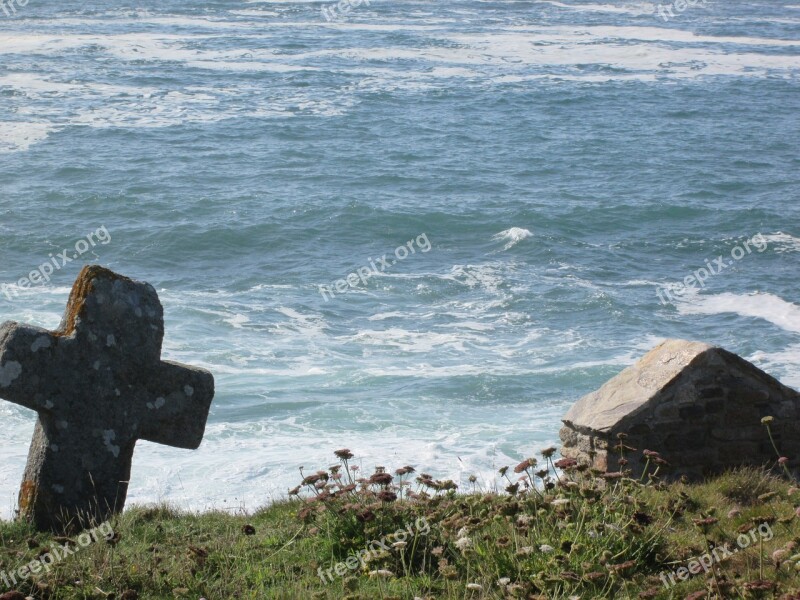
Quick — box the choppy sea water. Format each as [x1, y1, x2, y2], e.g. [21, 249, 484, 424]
[0, 0, 798, 518]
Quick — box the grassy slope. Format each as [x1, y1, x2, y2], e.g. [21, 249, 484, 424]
[0, 462, 799, 600]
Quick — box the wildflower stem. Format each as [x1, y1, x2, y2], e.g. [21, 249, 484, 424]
[765, 424, 795, 481]
[639, 457, 650, 483]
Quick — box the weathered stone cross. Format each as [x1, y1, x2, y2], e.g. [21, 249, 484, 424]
[0, 266, 214, 531]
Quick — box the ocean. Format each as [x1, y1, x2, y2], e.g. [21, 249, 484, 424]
[0, 0, 798, 518]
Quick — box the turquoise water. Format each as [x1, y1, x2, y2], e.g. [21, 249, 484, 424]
[0, 0, 799, 516]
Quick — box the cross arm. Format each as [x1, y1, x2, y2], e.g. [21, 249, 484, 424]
[136, 361, 214, 450]
[0, 321, 60, 413]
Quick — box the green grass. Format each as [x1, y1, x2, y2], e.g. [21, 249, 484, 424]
[1, 456, 799, 599]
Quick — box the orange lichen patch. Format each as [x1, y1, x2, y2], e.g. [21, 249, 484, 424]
[54, 266, 133, 337]
[18, 479, 37, 516]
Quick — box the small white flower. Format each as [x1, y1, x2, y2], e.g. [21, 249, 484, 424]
[455, 536, 473, 551]
[551, 498, 570, 506]
[392, 541, 407, 549]
[466, 583, 483, 591]
[368, 569, 395, 578]
[517, 514, 533, 525]
[539, 544, 555, 553]
[497, 577, 511, 586]
[457, 526, 470, 538]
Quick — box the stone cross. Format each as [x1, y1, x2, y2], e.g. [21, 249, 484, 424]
[0, 266, 214, 531]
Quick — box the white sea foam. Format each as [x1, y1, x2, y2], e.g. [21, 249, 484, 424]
[535, 25, 800, 47]
[535, 1, 657, 16]
[762, 232, 800, 254]
[228, 9, 280, 17]
[367, 311, 410, 321]
[0, 20, 796, 153]
[348, 328, 486, 353]
[0, 122, 56, 153]
[493, 227, 533, 251]
[676, 292, 800, 334]
[123, 408, 566, 516]
[750, 344, 800, 389]
[0, 402, 569, 519]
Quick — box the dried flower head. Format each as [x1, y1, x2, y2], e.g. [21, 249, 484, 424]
[514, 459, 534, 473]
[612, 443, 637, 453]
[302, 474, 322, 486]
[369, 472, 393, 486]
[334, 448, 354, 460]
[692, 517, 718, 533]
[743, 581, 775, 593]
[608, 559, 637, 574]
[377, 490, 397, 502]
